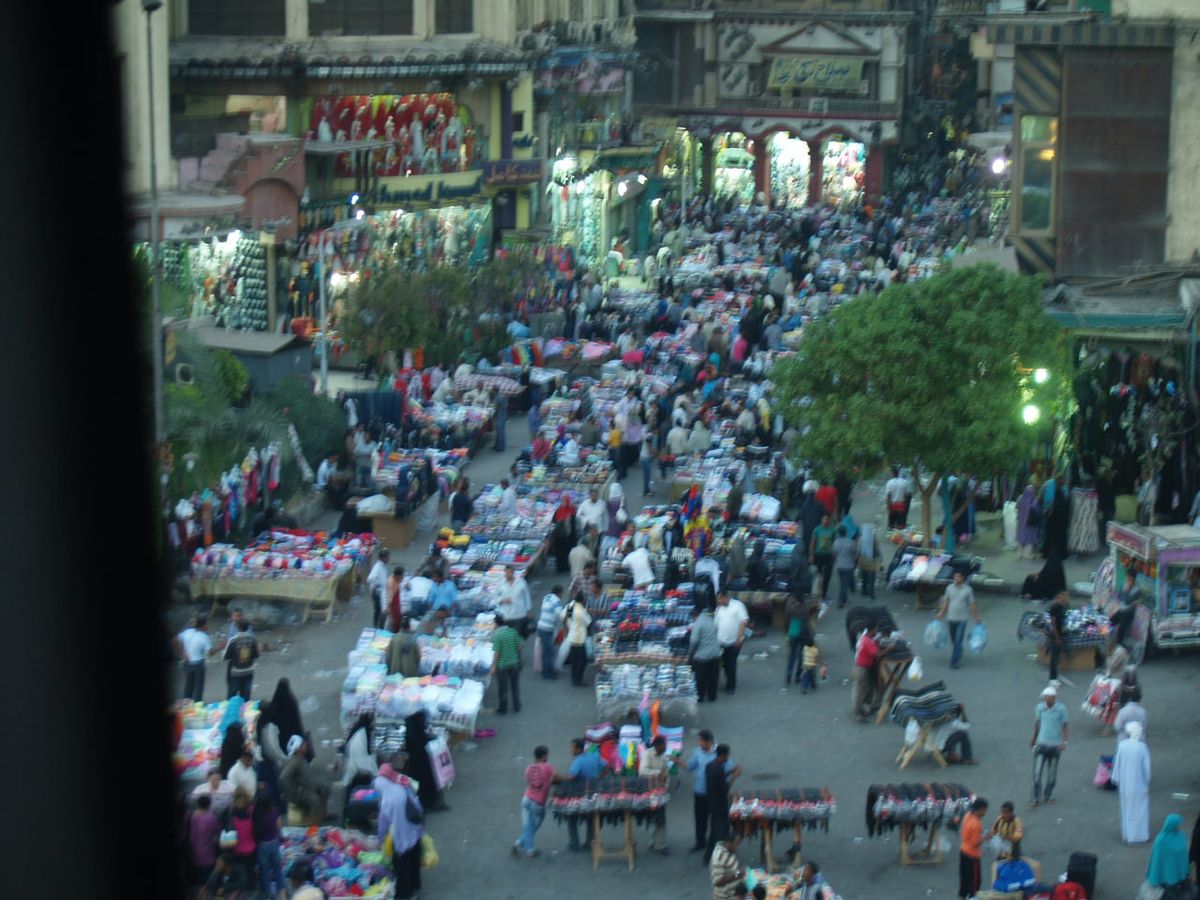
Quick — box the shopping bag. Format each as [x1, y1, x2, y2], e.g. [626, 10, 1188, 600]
[556, 640, 571, 670]
[532, 637, 543, 673]
[984, 834, 1006, 857]
[427, 737, 455, 790]
[968, 621, 988, 654]
[908, 656, 924, 681]
[1093, 755, 1113, 788]
[924, 619, 948, 649]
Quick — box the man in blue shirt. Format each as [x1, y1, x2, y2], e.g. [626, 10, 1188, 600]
[687, 730, 740, 852]
[566, 738, 603, 851]
[428, 571, 458, 614]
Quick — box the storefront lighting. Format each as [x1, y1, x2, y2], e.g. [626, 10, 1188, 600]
[350, 193, 360, 205]
[1022, 404, 1041, 425]
[1038, 149, 1055, 161]
[575, 181, 586, 195]
[617, 181, 628, 197]
[1034, 368, 1049, 384]
[991, 157, 1007, 175]
[355, 209, 365, 220]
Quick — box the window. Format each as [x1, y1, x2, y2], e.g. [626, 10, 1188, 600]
[512, 112, 525, 133]
[435, 0, 473, 33]
[1018, 115, 1057, 232]
[189, 0, 286, 35]
[309, 0, 413, 36]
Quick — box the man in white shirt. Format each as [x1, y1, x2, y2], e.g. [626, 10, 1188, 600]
[713, 592, 750, 695]
[497, 566, 532, 636]
[228, 748, 258, 799]
[623, 546, 656, 588]
[367, 548, 391, 629]
[577, 488, 607, 533]
[569, 540, 595, 580]
[884, 467, 913, 528]
[666, 422, 691, 457]
[498, 478, 518, 520]
[176, 614, 214, 702]
[191, 768, 236, 815]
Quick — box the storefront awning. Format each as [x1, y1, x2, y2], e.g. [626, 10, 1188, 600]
[1044, 283, 1190, 333]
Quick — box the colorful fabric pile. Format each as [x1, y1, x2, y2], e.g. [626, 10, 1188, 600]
[174, 699, 260, 780]
[191, 529, 377, 581]
[888, 681, 960, 726]
[278, 826, 392, 898]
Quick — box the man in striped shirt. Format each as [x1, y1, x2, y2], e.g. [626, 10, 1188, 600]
[491, 614, 523, 715]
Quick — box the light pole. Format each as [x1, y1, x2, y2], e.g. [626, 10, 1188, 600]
[143, 0, 165, 448]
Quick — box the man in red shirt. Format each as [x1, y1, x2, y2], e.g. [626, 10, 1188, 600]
[958, 797, 989, 899]
[513, 745, 567, 858]
[851, 625, 882, 722]
[815, 483, 839, 517]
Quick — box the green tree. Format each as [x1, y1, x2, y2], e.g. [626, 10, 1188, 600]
[773, 263, 1063, 548]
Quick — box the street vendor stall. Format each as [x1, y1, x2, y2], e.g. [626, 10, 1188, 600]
[1018, 606, 1109, 672]
[595, 662, 698, 724]
[866, 782, 975, 867]
[1102, 522, 1200, 654]
[729, 789, 836, 873]
[174, 699, 260, 782]
[549, 775, 669, 871]
[190, 529, 378, 623]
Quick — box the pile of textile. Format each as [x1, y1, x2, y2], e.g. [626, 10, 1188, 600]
[865, 783, 975, 836]
[729, 788, 836, 830]
[888, 681, 959, 726]
[279, 826, 392, 898]
[1082, 674, 1121, 723]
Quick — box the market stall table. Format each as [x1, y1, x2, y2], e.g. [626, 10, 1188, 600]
[549, 776, 667, 872]
[866, 783, 975, 868]
[729, 788, 835, 873]
[1018, 609, 1107, 672]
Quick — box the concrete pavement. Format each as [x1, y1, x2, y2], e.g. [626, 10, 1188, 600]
[173, 425, 1200, 898]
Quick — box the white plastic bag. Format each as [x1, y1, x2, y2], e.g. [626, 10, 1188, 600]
[924, 619, 948, 649]
[968, 621, 988, 655]
[908, 656, 924, 681]
[1002, 500, 1019, 549]
[984, 834, 1006, 857]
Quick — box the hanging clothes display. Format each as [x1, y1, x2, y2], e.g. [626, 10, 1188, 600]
[1068, 488, 1101, 555]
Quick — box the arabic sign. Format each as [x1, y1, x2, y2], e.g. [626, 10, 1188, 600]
[482, 160, 544, 187]
[767, 56, 865, 93]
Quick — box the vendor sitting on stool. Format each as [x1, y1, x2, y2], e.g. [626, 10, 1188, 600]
[279, 735, 331, 825]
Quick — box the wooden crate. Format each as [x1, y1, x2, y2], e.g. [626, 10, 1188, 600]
[1036, 645, 1098, 672]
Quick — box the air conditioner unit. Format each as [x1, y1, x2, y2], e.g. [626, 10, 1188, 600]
[808, 97, 828, 113]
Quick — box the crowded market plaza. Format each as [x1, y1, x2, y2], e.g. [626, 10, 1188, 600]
[163, 145, 1200, 900]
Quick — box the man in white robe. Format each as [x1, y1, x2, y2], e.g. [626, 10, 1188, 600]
[1111, 720, 1151, 843]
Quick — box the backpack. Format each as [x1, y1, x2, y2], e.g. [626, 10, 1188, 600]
[1051, 882, 1086, 900]
[993, 858, 1036, 892]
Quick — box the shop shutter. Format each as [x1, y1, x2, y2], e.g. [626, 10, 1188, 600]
[189, 0, 286, 36]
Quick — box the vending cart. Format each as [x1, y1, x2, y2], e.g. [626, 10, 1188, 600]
[1105, 522, 1200, 654]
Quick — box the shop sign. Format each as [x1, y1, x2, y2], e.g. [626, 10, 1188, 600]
[349, 172, 485, 206]
[1107, 523, 1151, 558]
[767, 56, 865, 93]
[482, 159, 544, 187]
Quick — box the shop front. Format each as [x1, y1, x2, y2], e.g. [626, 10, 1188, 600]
[548, 155, 610, 265]
[768, 132, 811, 210]
[712, 132, 756, 206]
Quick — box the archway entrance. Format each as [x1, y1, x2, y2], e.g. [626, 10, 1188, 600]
[713, 132, 756, 205]
[821, 138, 866, 205]
[768, 132, 811, 209]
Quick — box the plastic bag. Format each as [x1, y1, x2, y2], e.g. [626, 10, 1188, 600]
[984, 834, 1006, 857]
[421, 833, 439, 868]
[1093, 755, 1113, 788]
[968, 621, 988, 654]
[908, 656, 924, 681]
[924, 619, 948, 649]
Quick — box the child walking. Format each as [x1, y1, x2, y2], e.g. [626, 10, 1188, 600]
[800, 637, 824, 694]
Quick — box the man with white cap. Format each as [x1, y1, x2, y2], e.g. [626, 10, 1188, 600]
[1030, 685, 1069, 808]
[1111, 720, 1151, 843]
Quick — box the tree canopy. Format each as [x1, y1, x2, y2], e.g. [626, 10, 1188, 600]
[341, 256, 542, 368]
[773, 263, 1064, 543]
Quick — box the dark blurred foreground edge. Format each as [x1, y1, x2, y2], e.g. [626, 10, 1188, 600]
[0, 1, 181, 896]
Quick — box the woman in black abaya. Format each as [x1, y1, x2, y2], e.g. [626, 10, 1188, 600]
[403, 710, 445, 811]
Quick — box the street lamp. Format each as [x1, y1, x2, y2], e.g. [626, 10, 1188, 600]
[1022, 404, 1041, 425]
[143, 0, 165, 449]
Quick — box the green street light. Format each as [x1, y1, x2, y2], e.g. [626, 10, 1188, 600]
[1022, 404, 1041, 425]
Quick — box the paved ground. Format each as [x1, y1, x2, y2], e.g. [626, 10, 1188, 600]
[173, 423, 1200, 898]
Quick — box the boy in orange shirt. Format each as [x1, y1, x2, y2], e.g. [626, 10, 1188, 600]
[958, 797, 989, 900]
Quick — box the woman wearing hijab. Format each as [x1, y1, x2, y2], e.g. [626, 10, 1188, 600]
[602, 483, 627, 559]
[218, 722, 247, 779]
[1016, 484, 1039, 559]
[1112, 721, 1152, 844]
[1020, 551, 1066, 600]
[261, 678, 311, 765]
[404, 710, 446, 812]
[551, 494, 577, 573]
[1143, 814, 1192, 896]
[338, 713, 377, 791]
[278, 735, 330, 824]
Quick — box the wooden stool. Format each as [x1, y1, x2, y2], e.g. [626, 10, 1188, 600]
[591, 810, 636, 871]
[899, 822, 942, 866]
[895, 723, 950, 769]
[873, 656, 914, 724]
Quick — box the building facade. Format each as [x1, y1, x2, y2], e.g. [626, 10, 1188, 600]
[632, 0, 912, 209]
